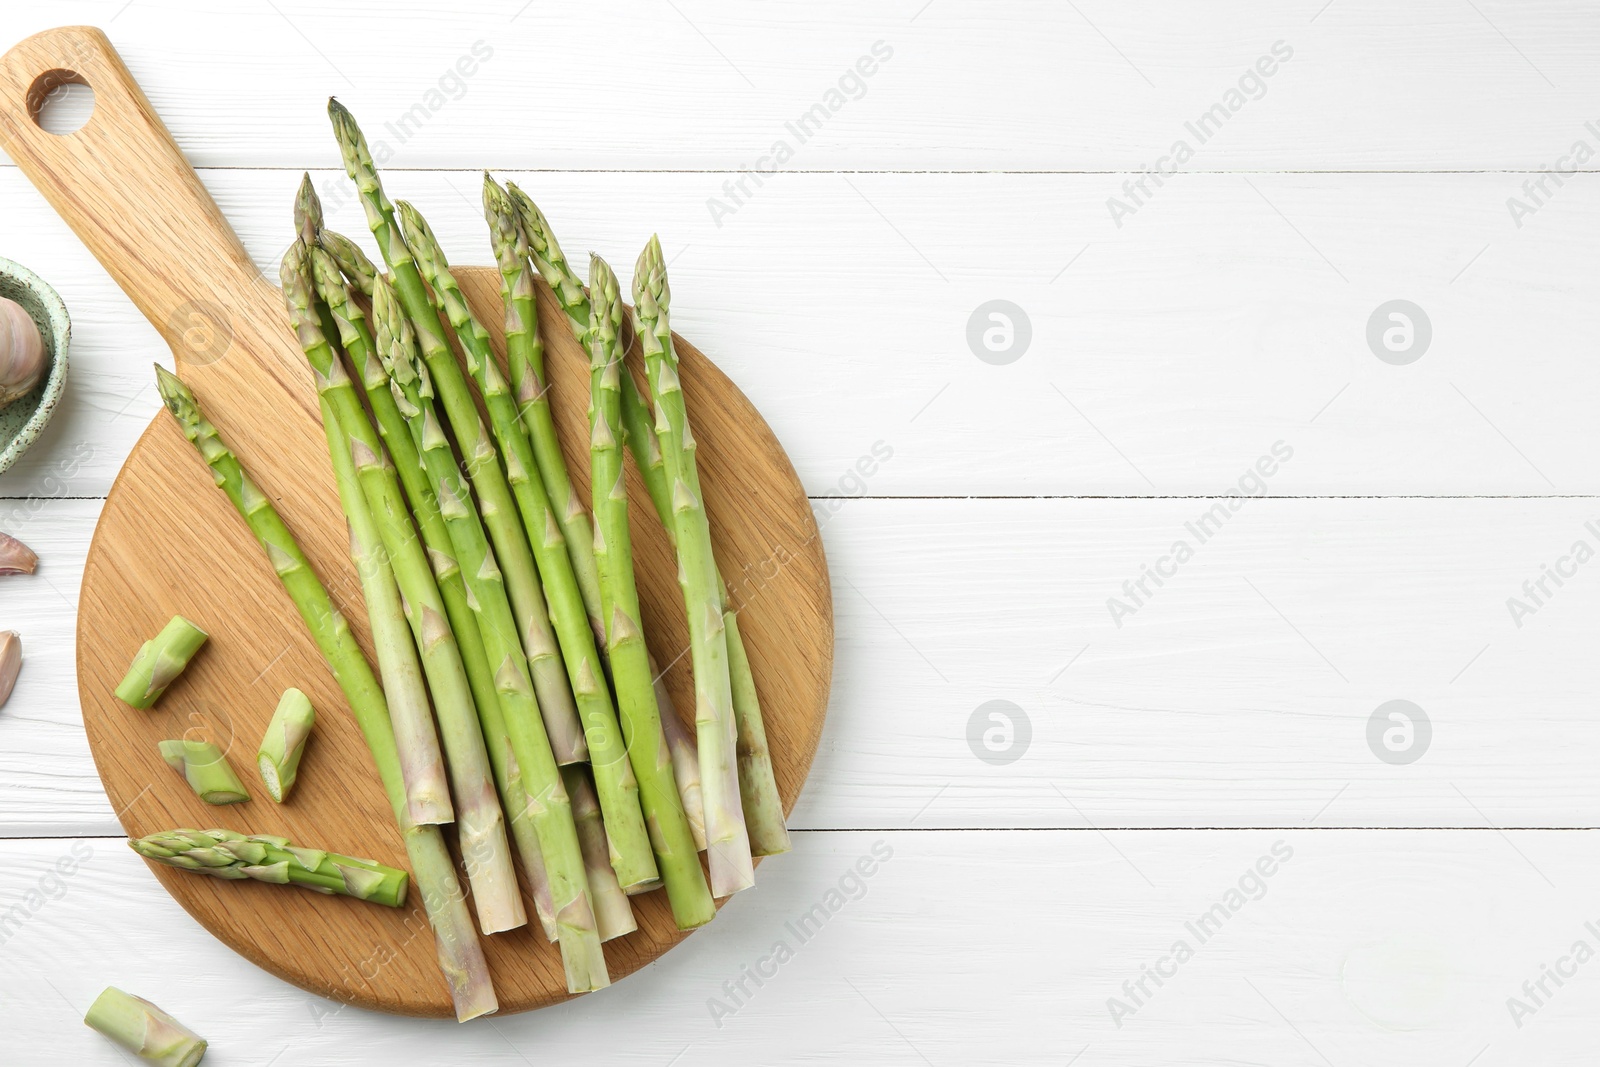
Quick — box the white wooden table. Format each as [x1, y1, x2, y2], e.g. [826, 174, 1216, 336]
[4, 1, 1600, 1062]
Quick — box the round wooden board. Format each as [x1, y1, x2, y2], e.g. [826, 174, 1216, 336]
[76, 268, 833, 1017]
[0, 27, 830, 1016]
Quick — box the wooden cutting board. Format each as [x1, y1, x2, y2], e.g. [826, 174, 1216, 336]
[0, 26, 832, 1017]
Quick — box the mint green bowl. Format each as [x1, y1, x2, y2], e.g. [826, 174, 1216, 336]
[0, 258, 70, 475]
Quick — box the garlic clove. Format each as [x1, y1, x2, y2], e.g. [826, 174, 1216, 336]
[0, 632, 18, 708]
[0, 532, 36, 575]
[0, 297, 45, 407]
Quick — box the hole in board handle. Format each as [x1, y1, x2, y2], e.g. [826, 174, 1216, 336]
[27, 69, 95, 135]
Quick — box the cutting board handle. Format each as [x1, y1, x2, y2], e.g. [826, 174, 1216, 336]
[0, 26, 268, 369]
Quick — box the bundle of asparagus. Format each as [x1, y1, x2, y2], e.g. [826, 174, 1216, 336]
[142, 97, 796, 1019]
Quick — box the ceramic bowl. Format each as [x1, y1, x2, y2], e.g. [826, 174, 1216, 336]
[0, 257, 70, 475]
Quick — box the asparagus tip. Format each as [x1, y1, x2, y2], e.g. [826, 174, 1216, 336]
[294, 172, 322, 245]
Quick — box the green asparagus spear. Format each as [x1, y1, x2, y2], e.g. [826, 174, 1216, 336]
[398, 198, 656, 890]
[130, 827, 408, 906]
[286, 234, 525, 934]
[153, 365, 495, 1020]
[318, 386, 454, 829]
[84, 987, 206, 1066]
[115, 616, 208, 709]
[257, 688, 315, 803]
[632, 236, 754, 895]
[503, 187, 727, 852]
[158, 739, 249, 805]
[588, 253, 715, 928]
[307, 232, 558, 941]
[372, 276, 608, 990]
[483, 176, 602, 630]
[326, 101, 587, 767]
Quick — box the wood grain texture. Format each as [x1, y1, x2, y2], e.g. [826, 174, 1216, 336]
[0, 26, 829, 1017]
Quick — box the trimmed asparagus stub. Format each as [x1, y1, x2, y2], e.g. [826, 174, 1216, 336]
[401, 196, 656, 890]
[84, 987, 206, 1067]
[154, 364, 496, 1021]
[633, 236, 755, 896]
[257, 687, 315, 803]
[563, 765, 636, 941]
[158, 739, 249, 805]
[370, 274, 607, 989]
[131, 827, 408, 906]
[116, 616, 208, 709]
[589, 253, 715, 929]
[327, 102, 587, 769]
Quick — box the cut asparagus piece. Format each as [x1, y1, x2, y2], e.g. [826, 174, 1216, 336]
[287, 234, 525, 935]
[84, 987, 206, 1067]
[158, 739, 249, 805]
[632, 236, 755, 895]
[308, 226, 559, 943]
[326, 103, 586, 767]
[588, 253, 715, 928]
[130, 827, 408, 906]
[154, 365, 495, 1021]
[400, 197, 656, 889]
[372, 276, 607, 989]
[563, 765, 636, 941]
[115, 616, 208, 710]
[257, 688, 315, 803]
